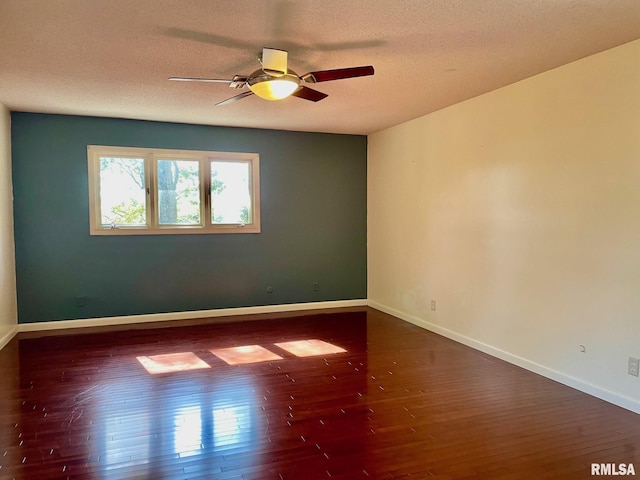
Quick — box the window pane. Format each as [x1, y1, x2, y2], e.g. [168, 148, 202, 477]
[158, 160, 201, 225]
[99, 157, 146, 226]
[211, 161, 251, 224]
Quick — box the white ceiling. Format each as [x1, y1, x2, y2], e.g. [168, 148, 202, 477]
[1, 0, 639, 135]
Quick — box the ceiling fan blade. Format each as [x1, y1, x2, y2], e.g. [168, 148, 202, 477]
[302, 65, 374, 83]
[215, 91, 254, 106]
[261, 47, 288, 76]
[291, 86, 328, 102]
[169, 77, 232, 83]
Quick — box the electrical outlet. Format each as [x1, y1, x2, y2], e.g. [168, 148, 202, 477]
[628, 357, 639, 377]
[312, 282, 320, 292]
[430, 300, 436, 311]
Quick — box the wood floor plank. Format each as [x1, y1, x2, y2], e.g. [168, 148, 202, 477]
[0, 307, 638, 479]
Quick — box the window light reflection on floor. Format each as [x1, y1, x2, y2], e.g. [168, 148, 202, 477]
[136, 352, 211, 374]
[211, 345, 283, 365]
[213, 404, 252, 448]
[174, 405, 203, 457]
[274, 339, 347, 357]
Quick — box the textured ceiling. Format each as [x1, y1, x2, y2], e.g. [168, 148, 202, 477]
[1, 0, 639, 135]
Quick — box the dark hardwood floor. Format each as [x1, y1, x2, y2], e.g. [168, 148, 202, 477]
[0, 307, 638, 479]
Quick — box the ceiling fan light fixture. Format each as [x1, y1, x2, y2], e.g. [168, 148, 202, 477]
[248, 72, 300, 101]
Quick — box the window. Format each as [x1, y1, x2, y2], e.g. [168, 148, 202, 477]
[88, 146, 260, 235]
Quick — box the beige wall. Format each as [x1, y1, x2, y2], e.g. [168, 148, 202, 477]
[0, 103, 17, 348]
[368, 40, 640, 412]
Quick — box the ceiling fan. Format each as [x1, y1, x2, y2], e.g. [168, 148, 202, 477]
[169, 47, 374, 106]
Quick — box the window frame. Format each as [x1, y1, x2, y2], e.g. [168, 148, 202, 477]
[88, 145, 260, 235]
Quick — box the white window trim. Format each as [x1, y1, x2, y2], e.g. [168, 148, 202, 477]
[88, 145, 261, 235]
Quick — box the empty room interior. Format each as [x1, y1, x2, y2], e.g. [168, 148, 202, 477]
[1, 1, 640, 479]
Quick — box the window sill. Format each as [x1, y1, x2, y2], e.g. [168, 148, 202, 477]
[89, 225, 261, 235]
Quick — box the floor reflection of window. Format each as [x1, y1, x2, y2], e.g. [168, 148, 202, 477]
[210, 345, 283, 365]
[213, 404, 251, 448]
[171, 400, 253, 456]
[100, 368, 260, 477]
[136, 352, 210, 374]
[174, 405, 203, 457]
[274, 339, 347, 357]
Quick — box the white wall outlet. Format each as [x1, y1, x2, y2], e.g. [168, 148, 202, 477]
[430, 300, 436, 311]
[628, 357, 639, 377]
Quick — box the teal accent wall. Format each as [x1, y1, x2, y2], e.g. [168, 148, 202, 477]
[11, 113, 367, 323]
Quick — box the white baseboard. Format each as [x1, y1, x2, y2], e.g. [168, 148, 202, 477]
[17, 299, 368, 333]
[368, 300, 640, 415]
[0, 325, 18, 350]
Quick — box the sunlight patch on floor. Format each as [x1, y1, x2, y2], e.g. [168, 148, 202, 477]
[136, 352, 211, 374]
[211, 345, 283, 365]
[275, 339, 346, 357]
